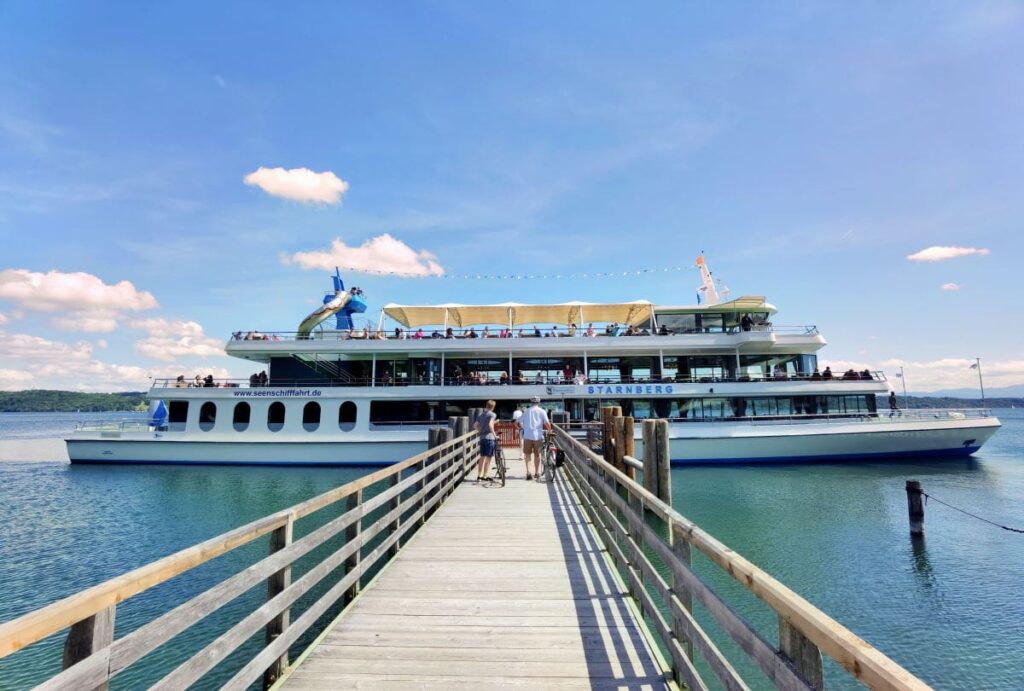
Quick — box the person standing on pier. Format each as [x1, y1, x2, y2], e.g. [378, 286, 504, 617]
[473, 400, 498, 482]
[521, 396, 551, 481]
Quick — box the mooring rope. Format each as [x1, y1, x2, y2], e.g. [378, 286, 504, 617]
[922, 492, 1024, 533]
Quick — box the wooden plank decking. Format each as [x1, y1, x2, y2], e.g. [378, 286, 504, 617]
[279, 451, 674, 690]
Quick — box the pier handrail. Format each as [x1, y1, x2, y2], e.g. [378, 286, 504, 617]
[0, 431, 478, 689]
[553, 425, 931, 691]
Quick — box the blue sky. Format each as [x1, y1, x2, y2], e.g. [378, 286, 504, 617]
[0, 1, 1021, 392]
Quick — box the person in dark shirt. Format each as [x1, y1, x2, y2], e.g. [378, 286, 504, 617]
[822, 366, 833, 380]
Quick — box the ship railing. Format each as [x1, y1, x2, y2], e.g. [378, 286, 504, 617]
[74, 419, 155, 433]
[150, 371, 888, 390]
[0, 431, 480, 690]
[661, 408, 994, 425]
[226, 323, 821, 342]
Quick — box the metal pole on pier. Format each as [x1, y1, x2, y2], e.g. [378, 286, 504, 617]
[899, 366, 908, 409]
[973, 358, 986, 409]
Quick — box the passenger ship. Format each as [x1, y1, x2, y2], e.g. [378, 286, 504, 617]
[66, 262, 1001, 465]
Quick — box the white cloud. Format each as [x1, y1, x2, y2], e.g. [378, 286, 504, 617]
[0, 333, 94, 363]
[283, 234, 445, 276]
[941, 283, 961, 291]
[0, 312, 7, 325]
[0, 269, 158, 312]
[50, 310, 122, 333]
[0, 368, 34, 389]
[906, 246, 990, 262]
[881, 357, 1024, 392]
[131, 318, 224, 361]
[95, 339, 108, 349]
[243, 167, 349, 204]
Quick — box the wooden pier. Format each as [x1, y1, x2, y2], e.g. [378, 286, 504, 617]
[278, 448, 671, 689]
[0, 416, 932, 690]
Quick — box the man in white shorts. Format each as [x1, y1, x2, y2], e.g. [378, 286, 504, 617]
[520, 396, 551, 480]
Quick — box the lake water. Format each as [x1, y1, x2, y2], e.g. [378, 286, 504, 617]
[0, 411, 1021, 689]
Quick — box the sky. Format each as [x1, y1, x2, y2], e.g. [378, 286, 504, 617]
[1, 1, 1022, 394]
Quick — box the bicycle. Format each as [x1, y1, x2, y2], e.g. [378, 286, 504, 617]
[538, 433, 560, 483]
[482, 445, 506, 487]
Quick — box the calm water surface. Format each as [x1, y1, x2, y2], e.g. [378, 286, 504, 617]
[1, 411, 1022, 689]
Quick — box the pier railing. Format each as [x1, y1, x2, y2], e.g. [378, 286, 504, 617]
[0, 432, 478, 690]
[553, 425, 930, 690]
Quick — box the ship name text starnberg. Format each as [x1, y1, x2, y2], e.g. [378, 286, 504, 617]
[66, 261, 1001, 465]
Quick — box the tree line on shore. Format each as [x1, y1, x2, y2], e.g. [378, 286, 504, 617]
[0, 390, 147, 412]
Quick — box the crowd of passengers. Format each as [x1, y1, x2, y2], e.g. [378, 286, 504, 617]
[370, 364, 877, 386]
[229, 315, 777, 341]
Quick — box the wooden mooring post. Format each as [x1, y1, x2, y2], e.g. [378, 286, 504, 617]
[641, 419, 672, 504]
[906, 480, 925, 535]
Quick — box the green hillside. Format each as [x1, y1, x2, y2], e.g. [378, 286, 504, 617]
[0, 390, 148, 412]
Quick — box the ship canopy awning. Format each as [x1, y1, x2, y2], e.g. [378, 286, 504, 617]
[654, 295, 777, 315]
[382, 300, 654, 328]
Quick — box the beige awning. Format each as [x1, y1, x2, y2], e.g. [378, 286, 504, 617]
[383, 301, 654, 328]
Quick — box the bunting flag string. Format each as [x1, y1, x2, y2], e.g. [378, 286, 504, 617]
[333, 264, 700, 280]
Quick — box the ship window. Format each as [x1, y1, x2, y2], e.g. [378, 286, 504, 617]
[268, 401, 286, 432]
[198, 402, 217, 431]
[303, 402, 321, 432]
[338, 401, 357, 431]
[233, 402, 251, 431]
[168, 400, 189, 431]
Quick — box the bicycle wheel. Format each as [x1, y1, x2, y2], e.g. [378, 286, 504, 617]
[541, 444, 555, 482]
[494, 447, 506, 487]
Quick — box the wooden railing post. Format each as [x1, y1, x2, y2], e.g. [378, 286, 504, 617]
[342, 490, 362, 607]
[387, 471, 401, 557]
[62, 606, 116, 690]
[779, 616, 824, 689]
[414, 456, 426, 528]
[669, 521, 695, 665]
[262, 514, 293, 689]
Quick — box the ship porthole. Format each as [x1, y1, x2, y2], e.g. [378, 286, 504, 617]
[198, 402, 217, 432]
[303, 401, 321, 432]
[268, 401, 286, 432]
[233, 402, 251, 432]
[339, 401, 357, 431]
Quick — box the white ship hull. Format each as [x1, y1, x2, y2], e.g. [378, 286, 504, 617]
[67, 415, 1000, 466]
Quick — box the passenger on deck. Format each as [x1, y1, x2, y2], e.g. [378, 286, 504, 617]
[822, 366, 834, 380]
[413, 328, 424, 339]
[174, 375, 188, 388]
[549, 325, 559, 338]
[500, 371, 509, 385]
[452, 365, 463, 384]
[250, 373, 259, 387]
[585, 323, 596, 337]
[394, 327, 404, 339]
[193, 375, 203, 388]
[860, 369, 872, 380]
[741, 314, 752, 332]
[842, 369, 857, 380]
[563, 364, 573, 382]
[568, 323, 577, 337]
[445, 328, 454, 339]
[606, 322, 617, 335]
[773, 364, 787, 380]
[658, 324, 669, 336]
[259, 371, 268, 386]
[483, 326, 491, 338]
[203, 374, 215, 387]
[811, 368, 822, 380]
[468, 327, 479, 338]
[516, 371, 526, 384]
[532, 326, 541, 338]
